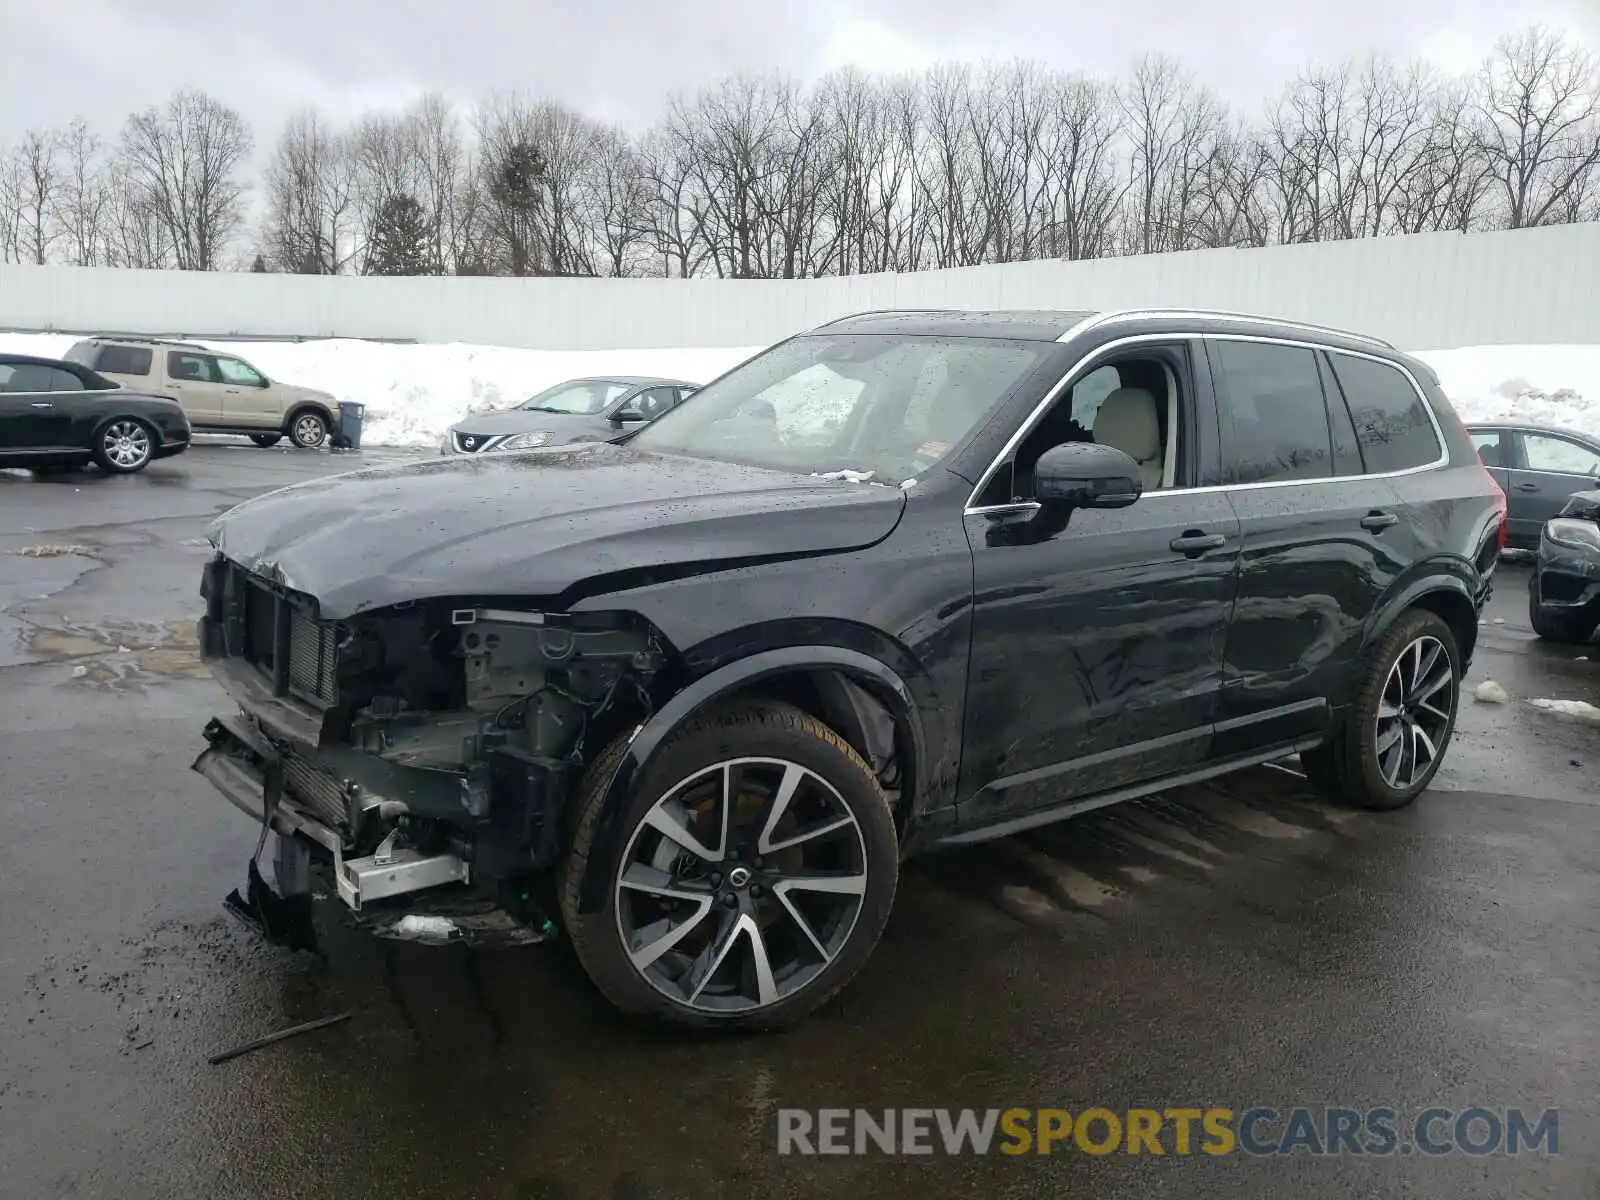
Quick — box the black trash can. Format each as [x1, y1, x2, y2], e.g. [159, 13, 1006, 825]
[331, 401, 365, 451]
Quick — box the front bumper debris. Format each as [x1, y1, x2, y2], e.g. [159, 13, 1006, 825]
[194, 716, 554, 950]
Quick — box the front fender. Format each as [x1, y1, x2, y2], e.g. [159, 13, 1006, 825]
[573, 644, 925, 915]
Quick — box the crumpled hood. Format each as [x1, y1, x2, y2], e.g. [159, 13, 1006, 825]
[208, 442, 906, 617]
[1556, 489, 1600, 522]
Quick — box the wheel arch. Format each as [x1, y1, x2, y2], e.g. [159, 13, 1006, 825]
[1366, 572, 1480, 668]
[283, 400, 334, 433]
[571, 643, 927, 916]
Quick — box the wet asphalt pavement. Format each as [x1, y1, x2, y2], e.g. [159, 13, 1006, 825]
[1, 444, 1597, 1200]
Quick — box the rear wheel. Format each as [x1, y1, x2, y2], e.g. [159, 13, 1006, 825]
[288, 410, 328, 449]
[92, 418, 155, 474]
[559, 702, 899, 1030]
[1528, 583, 1595, 643]
[250, 433, 283, 448]
[1300, 609, 1461, 811]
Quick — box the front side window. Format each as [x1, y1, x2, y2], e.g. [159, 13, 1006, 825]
[520, 380, 632, 415]
[631, 334, 1051, 483]
[167, 352, 217, 383]
[1210, 339, 1332, 485]
[1325, 352, 1441, 474]
[630, 387, 678, 420]
[1521, 433, 1600, 477]
[215, 356, 266, 387]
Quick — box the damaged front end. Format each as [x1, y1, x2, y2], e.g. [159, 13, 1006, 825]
[192, 554, 666, 949]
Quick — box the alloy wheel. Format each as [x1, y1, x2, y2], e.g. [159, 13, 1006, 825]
[1373, 634, 1455, 789]
[293, 414, 327, 447]
[614, 757, 869, 1015]
[103, 420, 151, 469]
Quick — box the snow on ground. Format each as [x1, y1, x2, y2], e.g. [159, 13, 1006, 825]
[3, 330, 1598, 448]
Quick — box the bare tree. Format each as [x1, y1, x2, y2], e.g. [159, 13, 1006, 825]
[56, 118, 115, 265]
[262, 109, 357, 273]
[0, 145, 25, 263]
[1475, 26, 1600, 228]
[119, 90, 252, 269]
[12, 129, 64, 264]
[1119, 55, 1227, 254]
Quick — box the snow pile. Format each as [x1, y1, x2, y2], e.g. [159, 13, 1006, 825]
[3, 329, 1598, 448]
[1412, 345, 1600, 440]
[0, 332, 761, 448]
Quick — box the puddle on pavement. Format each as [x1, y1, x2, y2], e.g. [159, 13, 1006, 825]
[25, 617, 208, 686]
[912, 768, 1358, 929]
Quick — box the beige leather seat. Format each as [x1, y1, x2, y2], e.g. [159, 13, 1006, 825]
[1094, 387, 1164, 490]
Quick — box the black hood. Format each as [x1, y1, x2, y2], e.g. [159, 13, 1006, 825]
[207, 442, 907, 617]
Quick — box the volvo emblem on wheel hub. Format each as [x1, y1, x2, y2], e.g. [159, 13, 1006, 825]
[727, 866, 753, 889]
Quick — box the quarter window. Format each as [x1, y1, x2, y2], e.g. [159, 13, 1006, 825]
[1209, 340, 1332, 484]
[1325, 352, 1441, 474]
[95, 345, 154, 376]
[1521, 434, 1600, 477]
[47, 367, 84, 391]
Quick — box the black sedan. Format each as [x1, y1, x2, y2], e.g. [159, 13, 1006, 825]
[1467, 420, 1600, 548]
[442, 376, 699, 456]
[0, 353, 191, 475]
[1529, 488, 1600, 643]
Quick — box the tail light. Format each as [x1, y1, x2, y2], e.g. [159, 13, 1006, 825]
[1450, 406, 1508, 550]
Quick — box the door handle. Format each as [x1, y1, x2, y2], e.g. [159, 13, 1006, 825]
[30, 401, 53, 408]
[1169, 530, 1227, 555]
[225, 388, 241, 394]
[1514, 482, 1538, 492]
[1360, 510, 1399, 532]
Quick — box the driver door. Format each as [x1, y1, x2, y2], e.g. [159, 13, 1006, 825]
[956, 339, 1241, 831]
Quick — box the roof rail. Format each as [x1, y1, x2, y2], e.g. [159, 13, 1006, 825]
[1073, 308, 1394, 350]
[90, 334, 211, 351]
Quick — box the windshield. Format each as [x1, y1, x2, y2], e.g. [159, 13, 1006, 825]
[519, 379, 632, 415]
[629, 334, 1049, 483]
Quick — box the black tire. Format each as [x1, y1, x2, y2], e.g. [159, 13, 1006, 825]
[250, 433, 284, 448]
[287, 409, 329, 449]
[559, 701, 899, 1031]
[1528, 583, 1595, 644]
[91, 417, 156, 474]
[1300, 609, 1461, 811]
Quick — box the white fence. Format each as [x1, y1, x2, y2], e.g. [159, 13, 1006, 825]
[2, 223, 1597, 351]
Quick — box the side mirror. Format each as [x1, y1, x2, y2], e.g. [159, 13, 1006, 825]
[611, 405, 648, 424]
[1033, 442, 1143, 509]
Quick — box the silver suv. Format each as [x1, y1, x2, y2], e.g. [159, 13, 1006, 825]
[64, 337, 339, 449]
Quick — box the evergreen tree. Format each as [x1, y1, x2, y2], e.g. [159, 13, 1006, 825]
[366, 194, 433, 276]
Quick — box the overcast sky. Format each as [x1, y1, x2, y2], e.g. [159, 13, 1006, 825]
[2, 0, 1596, 146]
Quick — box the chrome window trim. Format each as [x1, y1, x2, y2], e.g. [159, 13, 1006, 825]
[964, 330, 1450, 515]
[1062, 309, 1394, 350]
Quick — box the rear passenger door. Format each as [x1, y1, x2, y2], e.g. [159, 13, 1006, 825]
[1504, 431, 1600, 543]
[1469, 428, 1513, 500]
[164, 351, 226, 424]
[1207, 337, 1408, 754]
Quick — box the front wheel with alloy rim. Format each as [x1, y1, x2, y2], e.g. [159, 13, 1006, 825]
[288, 410, 328, 449]
[1300, 609, 1462, 810]
[92, 418, 154, 474]
[560, 702, 900, 1030]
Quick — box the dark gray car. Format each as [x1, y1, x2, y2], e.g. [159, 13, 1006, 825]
[442, 376, 699, 456]
[1467, 421, 1600, 548]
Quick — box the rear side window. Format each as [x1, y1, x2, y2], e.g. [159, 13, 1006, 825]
[1325, 352, 1442, 474]
[0, 362, 59, 392]
[94, 345, 154, 376]
[63, 341, 95, 366]
[1209, 339, 1332, 484]
[48, 367, 85, 391]
[1470, 430, 1505, 467]
[167, 351, 217, 383]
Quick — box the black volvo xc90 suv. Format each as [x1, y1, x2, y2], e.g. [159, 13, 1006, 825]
[193, 307, 1507, 1029]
